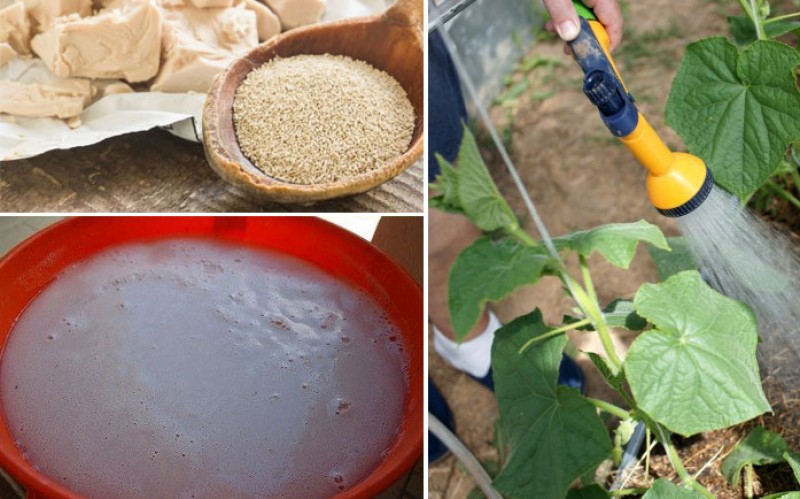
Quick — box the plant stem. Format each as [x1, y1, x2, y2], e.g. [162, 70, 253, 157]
[745, 464, 755, 499]
[789, 148, 800, 189]
[750, 0, 767, 39]
[739, 0, 757, 22]
[586, 397, 630, 420]
[508, 225, 538, 247]
[579, 255, 599, 305]
[738, 0, 767, 39]
[767, 179, 800, 210]
[765, 11, 800, 23]
[518, 318, 592, 354]
[563, 275, 624, 372]
[654, 424, 715, 498]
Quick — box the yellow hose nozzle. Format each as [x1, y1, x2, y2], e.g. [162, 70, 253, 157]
[569, 18, 712, 217]
[620, 115, 711, 214]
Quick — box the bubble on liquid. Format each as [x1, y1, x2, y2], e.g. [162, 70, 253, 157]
[330, 397, 352, 416]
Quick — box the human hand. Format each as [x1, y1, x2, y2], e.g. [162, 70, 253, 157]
[543, 0, 623, 52]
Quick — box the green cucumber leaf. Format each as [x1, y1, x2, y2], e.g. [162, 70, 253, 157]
[602, 299, 648, 331]
[566, 484, 609, 499]
[786, 452, 800, 484]
[642, 479, 706, 498]
[625, 271, 770, 436]
[721, 426, 789, 487]
[429, 154, 465, 215]
[429, 126, 518, 231]
[728, 15, 800, 46]
[449, 237, 555, 341]
[457, 124, 518, 231]
[666, 37, 800, 201]
[554, 220, 669, 269]
[648, 237, 697, 281]
[763, 493, 800, 499]
[492, 310, 612, 499]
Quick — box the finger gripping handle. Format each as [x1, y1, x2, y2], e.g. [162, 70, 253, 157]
[569, 18, 638, 137]
[568, 18, 617, 81]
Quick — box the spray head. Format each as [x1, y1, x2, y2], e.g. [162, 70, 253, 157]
[569, 2, 711, 217]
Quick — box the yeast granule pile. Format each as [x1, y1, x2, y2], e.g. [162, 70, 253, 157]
[232, 54, 415, 185]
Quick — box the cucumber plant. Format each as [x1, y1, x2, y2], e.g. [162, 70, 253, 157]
[431, 125, 773, 498]
[665, 0, 800, 204]
[721, 426, 800, 498]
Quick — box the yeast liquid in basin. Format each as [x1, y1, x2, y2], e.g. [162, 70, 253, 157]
[1, 239, 408, 498]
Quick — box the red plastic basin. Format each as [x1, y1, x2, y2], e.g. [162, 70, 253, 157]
[0, 216, 423, 499]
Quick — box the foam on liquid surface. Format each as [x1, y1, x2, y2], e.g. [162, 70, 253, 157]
[1, 239, 407, 498]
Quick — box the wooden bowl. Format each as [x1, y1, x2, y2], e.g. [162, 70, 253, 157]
[203, 0, 424, 204]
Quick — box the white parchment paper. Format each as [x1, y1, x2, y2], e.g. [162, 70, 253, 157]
[0, 0, 390, 161]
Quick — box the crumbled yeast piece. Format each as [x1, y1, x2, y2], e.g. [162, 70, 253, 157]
[160, 0, 235, 7]
[0, 58, 94, 118]
[239, 0, 278, 41]
[31, 0, 162, 82]
[21, 0, 92, 33]
[151, 4, 257, 93]
[0, 1, 31, 54]
[0, 41, 15, 67]
[92, 78, 134, 99]
[263, 0, 325, 30]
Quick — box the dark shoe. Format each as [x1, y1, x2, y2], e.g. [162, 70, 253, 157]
[468, 354, 586, 394]
[428, 379, 454, 464]
[558, 353, 586, 393]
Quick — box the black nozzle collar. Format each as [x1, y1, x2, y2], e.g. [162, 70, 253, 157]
[657, 168, 714, 218]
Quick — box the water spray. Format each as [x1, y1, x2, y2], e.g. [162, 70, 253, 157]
[571, 1, 800, 399]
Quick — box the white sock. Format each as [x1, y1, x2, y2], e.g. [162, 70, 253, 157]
[433, 311, 501, 378]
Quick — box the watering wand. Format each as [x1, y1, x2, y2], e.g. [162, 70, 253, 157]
[568, 1, 713, 217]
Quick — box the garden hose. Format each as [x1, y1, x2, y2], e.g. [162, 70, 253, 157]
[569, 1, 713, 217]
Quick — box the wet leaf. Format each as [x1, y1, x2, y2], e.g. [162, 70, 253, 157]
[721, 426, 789, 487]
[554, 220, 668, 269]
[666, 38, 800, 200]
[625, 271, 769, 436]
[492, 310, 612, 499]
[449, 237, 554, 341]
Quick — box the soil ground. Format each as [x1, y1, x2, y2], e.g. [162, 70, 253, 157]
[429, 0, 800, 497]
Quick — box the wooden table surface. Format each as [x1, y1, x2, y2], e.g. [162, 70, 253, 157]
[0, 129, 424, 213]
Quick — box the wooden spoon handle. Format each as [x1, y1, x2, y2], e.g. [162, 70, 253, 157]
[384, 0, 423, 27]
